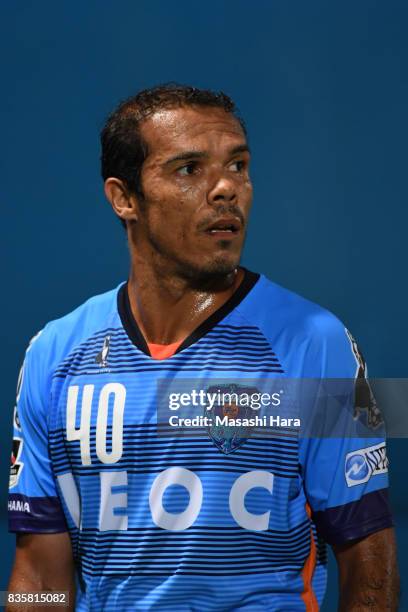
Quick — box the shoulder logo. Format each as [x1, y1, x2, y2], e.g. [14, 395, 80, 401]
[13, 406, 21, 431]
[9, 438, 24, 488]
[345, 328, 367, 378]
[95, 335, 111, 368]
[345, 328, 383, 429]
[345, 442, 388, 487]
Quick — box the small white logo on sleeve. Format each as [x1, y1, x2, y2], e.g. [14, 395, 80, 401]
[345, 442, 388, 487]
[8, 499, 30, 513]
[9, 438, 24, 488]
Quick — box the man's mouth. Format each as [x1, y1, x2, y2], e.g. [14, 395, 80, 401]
[205, 217, 242, 236]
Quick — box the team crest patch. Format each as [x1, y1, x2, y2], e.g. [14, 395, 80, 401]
[9, 438, 24, 488]
[205, 384, 257, 454]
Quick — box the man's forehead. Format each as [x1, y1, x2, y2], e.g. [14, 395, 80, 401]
[140, 106, 246, 154]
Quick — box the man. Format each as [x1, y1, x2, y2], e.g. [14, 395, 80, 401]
[7, 84, 399, 610]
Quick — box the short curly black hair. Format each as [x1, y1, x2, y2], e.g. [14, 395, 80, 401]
[100, 83, 246, 227]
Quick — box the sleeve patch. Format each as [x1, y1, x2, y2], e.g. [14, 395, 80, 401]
[345, 442, 388, 487]
[345, 328, 383, 429]
[9, 438, 24, 488]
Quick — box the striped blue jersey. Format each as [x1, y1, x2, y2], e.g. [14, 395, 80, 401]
[8, 269, 392, 611]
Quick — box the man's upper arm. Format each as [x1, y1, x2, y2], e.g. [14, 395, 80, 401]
[8, 330, 68, 533]
[299, 319, 394, 546]
[7, 332, 75, 605]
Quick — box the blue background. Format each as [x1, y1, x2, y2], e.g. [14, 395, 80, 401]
[1, 1, 407, 609]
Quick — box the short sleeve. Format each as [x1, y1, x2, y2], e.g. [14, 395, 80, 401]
[299, 318, 393, 546]
[8, 330, 67, 533]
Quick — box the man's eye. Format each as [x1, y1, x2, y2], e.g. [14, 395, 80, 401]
[230, 160, 246, 172]
[177, 163, 197, 176]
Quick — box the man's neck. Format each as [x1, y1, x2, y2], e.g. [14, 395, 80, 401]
[127, 261, 245, 345]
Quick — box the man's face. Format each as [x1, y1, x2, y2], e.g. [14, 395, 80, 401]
[134, 105, 253, 280]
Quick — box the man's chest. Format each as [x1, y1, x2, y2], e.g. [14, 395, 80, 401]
[49, 364, 302, 534]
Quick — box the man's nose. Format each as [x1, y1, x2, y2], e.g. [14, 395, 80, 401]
[207, 173, 237, 205]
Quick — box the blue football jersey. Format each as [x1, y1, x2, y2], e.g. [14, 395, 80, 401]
[8, 269, 392, 611]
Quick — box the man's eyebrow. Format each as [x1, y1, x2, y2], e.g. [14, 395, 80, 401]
[163, 151, 209, 166]
[163, 144, 250, 167]
[229, 144, 251, 156]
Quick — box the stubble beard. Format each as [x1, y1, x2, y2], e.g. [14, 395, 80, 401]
[146, 230, 245, 286]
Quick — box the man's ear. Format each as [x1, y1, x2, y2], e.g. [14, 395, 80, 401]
[104, 178, 140, 223]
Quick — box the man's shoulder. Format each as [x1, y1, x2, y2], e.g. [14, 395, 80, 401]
[242, 272, 346, 342]
[46, 283, 122, 333]
[239, 272, 358, 376]
[25, 283, 124, 372]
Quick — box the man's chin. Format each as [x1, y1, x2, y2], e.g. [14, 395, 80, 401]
[178, 256, 240, 284]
